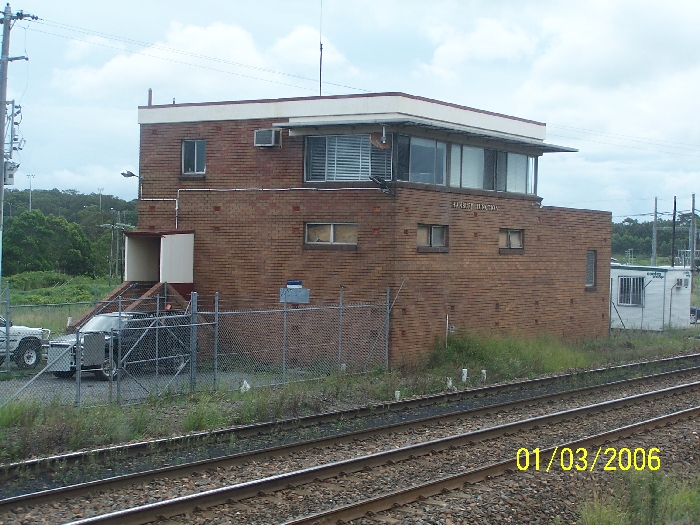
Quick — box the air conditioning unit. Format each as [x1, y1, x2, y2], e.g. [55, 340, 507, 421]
[254, 129, 281, 147]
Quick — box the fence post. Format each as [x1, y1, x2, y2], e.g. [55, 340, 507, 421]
[338, 286, 344, 371]
[155, 294, 160, 397]
[282, 298, 287, 384]
[4, 284, 10, 372]
[117, 296, 122, 404]
[93, 285, 98, 318]
[385, 288, 390, 370]
[75, 329, 81, 408]
[214, 292, 219, 390]
[108, 329, 114, 404]
[190, 291, 198, 392]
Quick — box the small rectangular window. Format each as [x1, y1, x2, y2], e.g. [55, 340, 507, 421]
[306, 223, 357, 245]
[417, 224, 447, 248]
[499, 229, 524, 252]
[182, 139, 206, 174]
[619, 276, 644, 306]
[586, 250, 597, 287]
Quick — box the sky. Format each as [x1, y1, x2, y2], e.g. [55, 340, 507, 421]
[4, 0, 700, 222]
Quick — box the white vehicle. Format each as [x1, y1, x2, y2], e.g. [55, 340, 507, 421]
[0, 316, 51, 369]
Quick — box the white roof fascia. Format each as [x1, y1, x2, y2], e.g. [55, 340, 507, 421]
[138, 94, 546, 141]
[276, 115, 575, 152]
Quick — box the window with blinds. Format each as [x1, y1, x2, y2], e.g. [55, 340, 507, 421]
[619, 276, 644, 306]
[305, 135, 392, 182]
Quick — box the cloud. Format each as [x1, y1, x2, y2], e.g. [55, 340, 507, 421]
[64, 35, 124, 62]
[271, 25, 346, 68]
[530, 1, 700, 90]
[421, 18, 537, 78]
[49, 22, 357, 104]
[50, 22, 274, 103]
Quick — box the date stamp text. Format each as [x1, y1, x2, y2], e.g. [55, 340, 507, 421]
[516, 447, 661, 472]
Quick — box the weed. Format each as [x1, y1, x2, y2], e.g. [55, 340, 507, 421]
[580, 471, 700, 525]
[182, 395, 227, 432]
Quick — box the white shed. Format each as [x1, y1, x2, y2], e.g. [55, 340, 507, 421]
[610, 264, 692, 331]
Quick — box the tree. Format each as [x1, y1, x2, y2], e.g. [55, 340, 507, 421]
[3, 211, 95, 276]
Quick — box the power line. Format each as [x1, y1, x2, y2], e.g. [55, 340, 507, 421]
[549, 123, 700, 151]
[26, 26, 323, 94]
[30, 18, 370, 93]
[547, 133, 700, 158]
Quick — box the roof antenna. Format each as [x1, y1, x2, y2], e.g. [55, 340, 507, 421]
[319, 0, 323, 96]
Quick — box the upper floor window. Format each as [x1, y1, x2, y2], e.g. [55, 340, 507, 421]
[305, 135, 392, 182]
[449, 145, 536, 194]
[397, 136, 446, 185]
[182, 140, 206, 174]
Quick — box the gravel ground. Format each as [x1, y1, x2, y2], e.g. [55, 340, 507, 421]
[3, 380, 698, 524]
[149, 390, 696, 525]
[353, 419, 700, 524]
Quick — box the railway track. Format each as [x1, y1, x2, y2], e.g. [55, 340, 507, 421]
[3, 351, 700, 488]
[3, 367, 700, 524]
[286, 407, 699, 525]
[4, 360, 700, 508]
[55, 380, 700, 525]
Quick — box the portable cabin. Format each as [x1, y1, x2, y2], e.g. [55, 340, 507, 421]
[610, 264, 692, 330]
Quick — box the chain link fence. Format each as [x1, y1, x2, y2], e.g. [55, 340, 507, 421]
[0, 290, 390, 408]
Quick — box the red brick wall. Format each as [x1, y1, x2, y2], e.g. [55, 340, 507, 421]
[138, 118, 612, 365]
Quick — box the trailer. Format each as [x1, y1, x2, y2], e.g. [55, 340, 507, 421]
[610, 264, 692, 331]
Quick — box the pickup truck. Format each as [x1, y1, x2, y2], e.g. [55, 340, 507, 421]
[0, 316, 51, 369]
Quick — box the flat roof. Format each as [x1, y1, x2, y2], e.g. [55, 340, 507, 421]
[124, 229, 194, 238]
[138, 92, 552, 143]
[276, 116, 576, 153]
[611, 264, 692, 272]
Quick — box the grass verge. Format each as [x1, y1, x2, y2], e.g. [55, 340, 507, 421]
[0, 327, 699, 462]
[580, 471, 700, 525]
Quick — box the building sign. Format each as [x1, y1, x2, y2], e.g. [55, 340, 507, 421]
[452, 201, 499, 211]
[280, 287, 310, 303]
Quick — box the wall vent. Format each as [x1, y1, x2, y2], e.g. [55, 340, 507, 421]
[254, 129, 281, 147]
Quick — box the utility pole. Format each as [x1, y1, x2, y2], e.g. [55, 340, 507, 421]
[318, 0, 322, 96]
[0, 5, 35, 292]
[116, 211, 121, 283]
[671, 196, 677, 268]
[651, 196, 657, 266]
[692, 193, 696, 272]
[98, 187, 103, 211]
[26, 173, 33, 210]
[109, 209, 114, 286]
